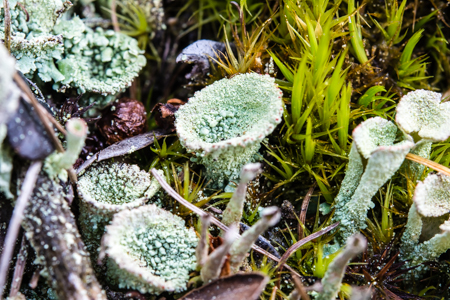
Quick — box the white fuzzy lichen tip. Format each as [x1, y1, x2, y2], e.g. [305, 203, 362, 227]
[396, 89, 450, 142]
[175, 73, 283, 185]
[104, 205, 198, 294]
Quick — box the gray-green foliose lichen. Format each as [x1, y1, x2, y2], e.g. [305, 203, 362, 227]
[1, 1, 146, 108]
[52, 17, 146, 103]
[0, 0, 70, 81]
[104, 205, 198, 294]
[175, 73, 284, 186]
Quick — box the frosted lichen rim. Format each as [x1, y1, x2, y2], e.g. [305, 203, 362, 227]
[396, 89, 450, 142]
[175, 73, 284, 155]
[103, 204, 198, 294]
[77, 164, 163, 213]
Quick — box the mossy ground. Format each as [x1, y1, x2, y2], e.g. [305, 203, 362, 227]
[3, 0, 450, 299]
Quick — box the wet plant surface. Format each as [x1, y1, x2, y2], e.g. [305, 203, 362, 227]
[1, 0, 450, 299]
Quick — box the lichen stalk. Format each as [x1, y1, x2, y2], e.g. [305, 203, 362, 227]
[229, 207, 281, 273]
[196, 214, 211, 269]
[401, 173, 450, 263]
[221, 163, 262, 227]
[200, 224, 238, 283]
[44, 118, 88, 181]
[333, 117, 414, 242]
[316, 234, 367, 300]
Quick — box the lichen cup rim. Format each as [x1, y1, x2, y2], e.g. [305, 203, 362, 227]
[174, 73, 284, 155]
[76, 162, 163, 213]
[103, 204, 198, 294]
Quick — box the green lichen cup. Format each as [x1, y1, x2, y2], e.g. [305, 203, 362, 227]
[175, 73, 284, 186]
[103, 204, 198, 294]
[77, 161, 162, 255]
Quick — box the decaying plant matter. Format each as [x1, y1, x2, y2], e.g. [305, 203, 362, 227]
[2, 0, 450, 299]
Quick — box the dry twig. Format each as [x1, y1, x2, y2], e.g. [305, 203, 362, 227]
[9, 236, 28, 298]
[0, 161, 42, 300]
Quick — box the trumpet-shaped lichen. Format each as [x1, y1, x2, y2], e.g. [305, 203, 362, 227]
[104, 205, 198, 294]
[175, 73, 283, 186]
[396, 90, 450, 178]
[396, 89, 450, 142]
[333, 117, 414, 242]
[401, 173, 450, 264]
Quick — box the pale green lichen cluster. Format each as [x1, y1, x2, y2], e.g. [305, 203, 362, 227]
[175, 73, 284, 186]
[1, 0, 146, 107]
[52, 17, 146, 102]
[0, 0, 69, 81]
[333, 117, 414, 243]
[104, 205, 198, 294]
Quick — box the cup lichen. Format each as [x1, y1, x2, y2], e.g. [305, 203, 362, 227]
[396, 89, 450, 178]
[77, 161, 162, 254]
[175, 72, 284, 186]
[103, 204, 198, 294]
[401, 173, 450, 265]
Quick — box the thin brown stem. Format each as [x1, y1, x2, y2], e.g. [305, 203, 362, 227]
[3, 0, 11, 53]
[9, 236, 28, 298]
[405, 153, 450, 177]
[13, 73, 77, 183]
[298, 183, 316, 240]
[0, 161, 42, 300]
[276, 222, 340, 270]
[111, 0, 120, 32]
[291, 272, 311, 300]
